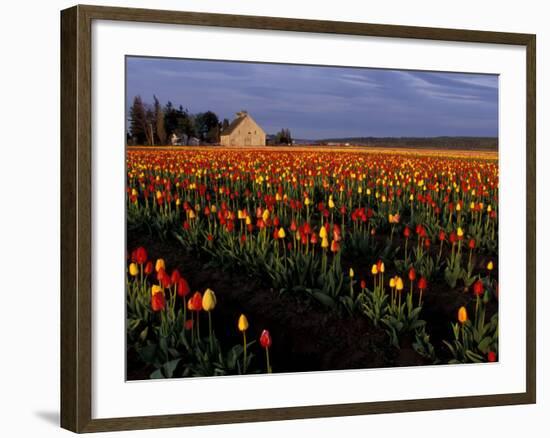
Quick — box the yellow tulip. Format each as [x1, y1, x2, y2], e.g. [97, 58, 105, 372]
[328, 197, 335, 209]
[349, 268, 354, 278]
[278, 227, 286, 239]
[457, 227, 464, 238]
[379, 262, 385, 273]
[262, 209, 270, 221]
[487, 261, 494, 271]
[458, 306, 468, 324]
[238, 314, 249, 332]
[395, 277, 404, 291]
[371, 264, 378, 275]
[389, 277, 396, 288]
[155, 258, 165, 272]
[321, 236, 329, 248]
[202, 288, 217, 312]
[151, 285, 163, 296]
[129, 263, 139, 277]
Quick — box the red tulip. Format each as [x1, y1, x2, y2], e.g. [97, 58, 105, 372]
[403, 226, 411, 238]
[473, 279, 484, 296]
[157, 267, 167, 283]
[449, 231, 457, 244]
[418, 277, 427, 290]
[468, 238, 476, 249]
[151, 292, 165, 312]
[184, 319, 193, 330]
[135, 247, 148, 264]
[360, 279, 367, 289]
[188, 291, 202, 311]
[260, 329, 272, 348]
[487, 351, 497, 362]
[170, 269, 181, 284]
[144, 261, 153, 275]
[177, 277, 190, 297]
[438, 230, 446, 241]
[408, 267, 416, 282]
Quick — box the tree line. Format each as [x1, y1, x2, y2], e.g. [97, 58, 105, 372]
[128, 95, 231, 146]
[128, 95, 293, 146]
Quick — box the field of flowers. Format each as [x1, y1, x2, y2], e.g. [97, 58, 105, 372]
[126, 146, 499, 379]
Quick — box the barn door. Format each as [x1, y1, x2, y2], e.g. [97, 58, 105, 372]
[244, 135, 251, 146]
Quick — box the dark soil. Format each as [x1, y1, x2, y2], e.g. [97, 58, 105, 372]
[126, 232, 497, 379]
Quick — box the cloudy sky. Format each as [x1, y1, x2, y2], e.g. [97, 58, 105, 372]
[126, 56, 498, 139]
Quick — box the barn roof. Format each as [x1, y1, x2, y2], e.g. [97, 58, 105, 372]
[220, 114, 247, 136]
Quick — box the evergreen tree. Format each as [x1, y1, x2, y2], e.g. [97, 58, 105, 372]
[154, 96, 167, 145]
[129, 96, 147, 145]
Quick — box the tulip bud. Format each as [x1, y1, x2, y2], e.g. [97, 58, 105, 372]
[151, 285, 163, 296]
[259, 329, 272, 348]
[487, 351, 497, 362]
[144, 261, 153, 275]
[473, 280, 484, 297]
[408, 267, 416, 282]
[188, 291, 202, 311]
[155, 258, 165, 272]
[238, 314, 249, 332]
[202, 288, 217, 312]
[458, 306, 468, 324]
[349, 268, 354, 278]
[135, 247, 148, 265]
[487, 261, 494, 271]
[418, 277, 427, 290]
[129, 263, 139, 277]
[151, 292, 165, 312]
[177, 277, 190, 297]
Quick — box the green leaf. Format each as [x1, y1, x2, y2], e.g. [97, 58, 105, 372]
[163, 359, 181, 378]
[477, 337, 492, 354]
[150, 368, 164, 379]
[310, 291, 337, 309]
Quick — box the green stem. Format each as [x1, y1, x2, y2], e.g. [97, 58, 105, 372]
[266, 347, 272, 373]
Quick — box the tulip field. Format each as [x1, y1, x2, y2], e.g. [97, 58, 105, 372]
[126, 146, 499, 380]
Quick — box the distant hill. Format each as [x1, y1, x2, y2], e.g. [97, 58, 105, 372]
[292, 136, 498, 151]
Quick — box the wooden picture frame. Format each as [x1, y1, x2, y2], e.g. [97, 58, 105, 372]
[60, 4, 536, 433]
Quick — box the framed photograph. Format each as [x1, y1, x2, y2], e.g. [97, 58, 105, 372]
[60, 4, 536, 433]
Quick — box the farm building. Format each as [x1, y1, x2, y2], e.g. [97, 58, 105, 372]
[220, 111, 266, 146]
